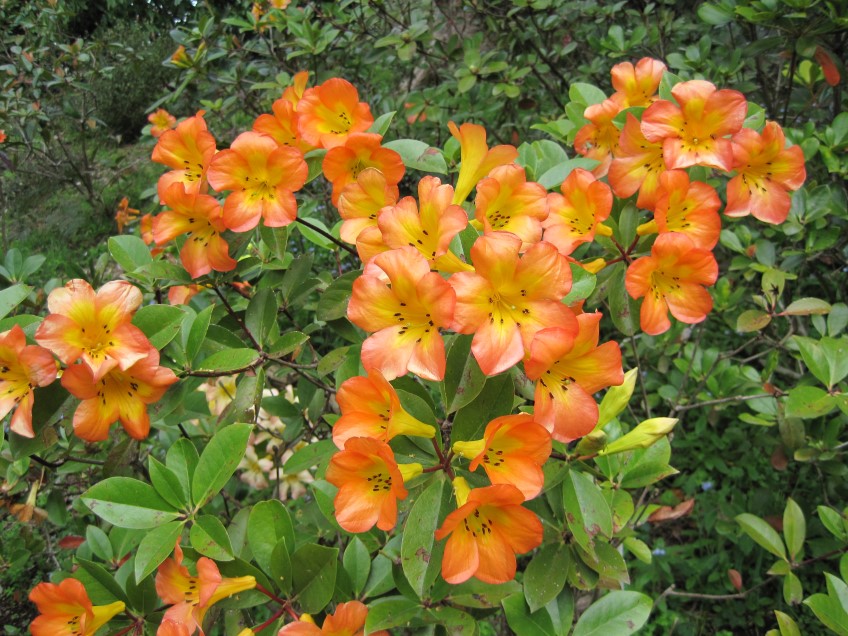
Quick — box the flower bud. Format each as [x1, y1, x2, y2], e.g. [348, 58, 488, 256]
[596, 368, 638, 429]
[597, 417, 677, 456]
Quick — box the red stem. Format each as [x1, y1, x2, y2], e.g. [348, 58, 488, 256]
[254, 606, 286, 633]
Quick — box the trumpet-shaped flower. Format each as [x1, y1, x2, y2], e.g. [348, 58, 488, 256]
[152, 111, 217, 200]
[159, 621, 191, 636]
[474, 164, 548, 248]
[610, 58, 666, 107]
[449, 232, 576, 376]
[61, 347, 178, 441]
[625, 232, 719, 335]
[452, 414, 551, 499]
[156, 543, 256, 634]
[641, 80, 747, 172]
[435, 479, 542, 584]
[323, 133, 404, 205]
[326, 437, 420, 533]
[377, 176, 470, 272]
[253, 97, 316, 154]
[148, 108, 177, 138]
[277, 600, 388, 636]
[337, 168, 400, 244]
[334, 368, 435, 449]
[348, 247, 456, 381]
[238, 445, 274, 489]
[29, 578, 125, 636]
[207, 131, 308, 232]
[636, 170, 721, 249]
[525, 313, 624, 442]
[35, 279, 150, 382]
[282, 70, 309, 105]
[153, 183, 237, 278]
[0, 325, 57, 438]
[448, 121, 518, 204]
[574, 96, 624, 177]
[297, 78, 374, 149]
[543, 168, 613, 255]
[608, 113, 667, 211]
[114, 196, 140, 233]
[725, 121, 806, 224]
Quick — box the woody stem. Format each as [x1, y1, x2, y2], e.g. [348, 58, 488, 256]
[254, 606, 286, 632]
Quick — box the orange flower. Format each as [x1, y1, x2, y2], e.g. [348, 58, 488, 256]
[637, 170, 721, 249]
[168, 285, 206, 305]
[323, 133, 404, 205]
[282, 70, 309, 106]
[608, 113, 666, 210]
[0, 130, 6, 143]
[376, 176, 471, 272]
[543, 168, 613, 256]
[473, 164, 548, 248]
[0, 325, 57, 438]
[325, 437, 421, 533]
[207, 131, 308, 232]
[610, 57, 666, 107]
[452, 414, 551, 499]
[725, 121, 806, 224]
[152, 111, 217, 200]
[625, 232, 719, 335]
[434, 479, 542, 584]
[158, 621, 191, 636]
[35, 279, 151, 382]
[139, 213, 161, 256]
[334, 368, 435, 449]
[171, 45, 191, 68]
[61, 347, 178, 441]
[641, 79, 747, 172]
[297, 78, 374, 149]
[253, 97, 316, 154]
[449, 232, 576, 376]
[348, 247, 456, 381]
[29, 577, 125, 636]
[277, 600, 388, 636]
[337, 168, 400, 244]
[448, 121, 518, 204]
[574, 96, 624, 177]
[148, 108, 178, 138]
[525, 312, 624, 442]
[153, 183, 237, 278]
[156, 543, 256, 634]
[114, 196, 140, 233]
[354, 225, 390, 264]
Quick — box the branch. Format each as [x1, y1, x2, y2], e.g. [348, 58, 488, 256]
[296, 218, 357, 256]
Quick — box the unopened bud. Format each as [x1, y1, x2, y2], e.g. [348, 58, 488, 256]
[597, 417, 677, 456]
[596, 368, 638, 429]
[398, 463, 424, 482]
[452, 476, 471, 507]
[574, 429, 607, 455]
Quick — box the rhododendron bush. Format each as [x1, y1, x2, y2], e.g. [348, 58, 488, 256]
[2, 31, 847, 633]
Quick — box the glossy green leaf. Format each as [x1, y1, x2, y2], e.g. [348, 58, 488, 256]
[191, 423, 252, 508]
[248, 500, 295, 576]
[401, 475, 448, 598]
[344, 538, 371, 598]
[783, 498, 806, 562]
[736, 513, 787, 560]
[134, 521, 184, 583]
[441, 335, 486, 414]
[132, 304, 185, 349]
[524, 543, 570, 612]
[291, 544, 338, 613]
[83, 477, 180, 529]
[572, 590, 652, 636]
[190, 514, 234, 561]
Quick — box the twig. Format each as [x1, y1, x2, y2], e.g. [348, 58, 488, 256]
[296, 218, 356, 256]
[672, 393, 774, 413]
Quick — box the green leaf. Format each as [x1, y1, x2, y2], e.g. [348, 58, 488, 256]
[0, 283, 32, 320]
[268, 330, 309, 357]
[365, 597, 421, 633]
[291, 544, 338, 613]
[779, 298, 832, 316]
[109, 235, 152, 272]
[248, 500, 295, 576]
[783, 498, 806, 561]
[805, 592, 848, 635]
[76, 558, 130, 604]
[318, 270, 361, 321]
[384, 139, 448, 174]
[195, 348, 261, 373]
[190, 514, 234, 561]
[83, 477, 179, 529]
[132, 304, 185, 350]
[737, 310, 772, 332]
[538, 157, 599, 190]
[698, 2, 735, 25]
[568, 82, 607, 106]
[451, 373, 514, 443]
[441, 335, 487, 414]
[572, 591, 652, 636]
[134, 521, 184, 583]
[563, 470, 613, 555]
[524, 544, 570, 612]
[817, 506, 848, 541]
[736, 513, 787, 560]
[192, 423, 252, 508]
[774, 611, 801, 636]
[149, 457, 188, 510]
[185, 304, 214, 364]
[623, 537, 652, 564]
[283, 439, 337, 473]
[785, 386, 835, 419]
[245, 288, 278, 347]
[608, 263, 639, 337]
[368, 111, 396, 136]
[502, 593, 556, 636]
[271, 537, 293, 596]
[563, 263, 596, 305]
[783, 571, 803, 605]
[85, 526, 113, 562]
[344, 538, 371, 598]
[401, 475, 448, 598]
[166, 438, 199, 506]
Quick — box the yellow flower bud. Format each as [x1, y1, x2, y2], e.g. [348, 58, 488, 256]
[596, 368, 638, 429]
[452, 476, 471, 507]
[597, 417, 678, 456]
